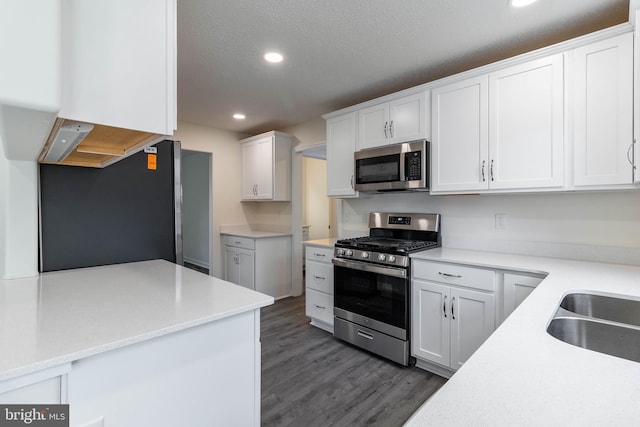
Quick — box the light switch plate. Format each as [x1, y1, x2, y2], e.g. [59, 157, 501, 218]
[495, 214, 507, 229]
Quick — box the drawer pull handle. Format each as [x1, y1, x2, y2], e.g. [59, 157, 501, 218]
[235, 241, 241, 245]
[439, 272, 462, 279]
[314, 253, 326, 257]
[314, 304, 326, 310]
[357, 330, 374, 340]
[313, 275, 326, 280]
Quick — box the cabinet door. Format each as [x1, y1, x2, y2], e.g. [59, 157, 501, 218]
[358, 103, 389, 149]
[489, 54, 564, 190]
[635, 11, 640, 184]
[412, 280, 450, 366]
[503, 273, 543, 320]
[60, 0, 176, 135]
[449, 287, 495, 370]
[254, 137, 274, 199]
[389, 92, 427, 144]
[237, 248, 255, 290]
[326, 112, 358, 197]
[431, 76, 489, 193]
[224, 247, 239, 284]
[573, 33, 633, 186]
[241, 141, 259, 200]
[241, 137, 273, 200]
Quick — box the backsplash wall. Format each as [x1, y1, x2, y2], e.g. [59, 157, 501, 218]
[341, 190, 640, 265]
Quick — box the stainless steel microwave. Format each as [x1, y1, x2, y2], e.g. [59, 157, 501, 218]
[354, 140, 429, 192]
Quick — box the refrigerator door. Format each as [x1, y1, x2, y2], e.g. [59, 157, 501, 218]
[39, 140, 182, 272]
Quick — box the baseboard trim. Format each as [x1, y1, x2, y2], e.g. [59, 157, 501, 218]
[183, 257, 209, 269]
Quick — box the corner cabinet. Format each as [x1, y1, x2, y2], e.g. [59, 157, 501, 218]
[431, 54, 564, 193]
[304, 244, 335, 332]
[572, 32, 634, 187]
[412, 260, 496, 375]
[223, 235, 292, 299]
[326, 112, 359, 198]
[502, 272, 544, 321]
[358, 92, 429, 150]
[240, 131, 292, 201]
[60, 0, 176, 135]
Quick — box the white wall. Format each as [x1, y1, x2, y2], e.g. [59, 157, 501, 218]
[172, 121, 247, 278]
[182, 150, 211, 268]
[0, 137, 39, 279]
[341, 191, 640, 265]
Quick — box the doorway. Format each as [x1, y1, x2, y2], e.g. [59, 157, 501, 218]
[181, 149, 212, 275]
[302, 146, 334, 241]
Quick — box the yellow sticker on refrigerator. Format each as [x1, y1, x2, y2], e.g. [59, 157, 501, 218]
[147, 154, 157, 170]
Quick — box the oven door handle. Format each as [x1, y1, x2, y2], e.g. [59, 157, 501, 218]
[332, 258, 407, 279]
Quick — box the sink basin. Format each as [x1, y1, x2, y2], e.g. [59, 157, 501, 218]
[559, 293, 640, 327]
[548, 292, 640, 363]
[547, 317, 640, 363]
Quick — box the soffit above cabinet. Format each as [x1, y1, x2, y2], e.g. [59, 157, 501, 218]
[38, 118, 166, 168]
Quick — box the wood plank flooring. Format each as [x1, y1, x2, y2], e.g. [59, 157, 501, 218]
[261, 296, 447, 427]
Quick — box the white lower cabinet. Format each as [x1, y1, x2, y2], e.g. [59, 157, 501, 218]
[412, 260, 495, 375]
[224, 235, 292, 299]
[305, 245, 335, 332]
[502, 272, 544, 321]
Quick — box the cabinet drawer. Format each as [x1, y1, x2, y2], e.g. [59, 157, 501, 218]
[223, 236, 255, 250]
[412, 260, 495, 292]
[305, 246, 333, 263]
[306, 289, 334, 325]
[306, 260, 334, 293]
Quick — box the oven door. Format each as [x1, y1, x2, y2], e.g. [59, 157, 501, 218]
[332, 258, 409, 339]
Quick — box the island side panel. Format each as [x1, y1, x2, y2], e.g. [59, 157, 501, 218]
[67, 310, 260, 426]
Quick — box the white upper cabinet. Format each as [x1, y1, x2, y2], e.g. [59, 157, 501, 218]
[240, 131, 292, 201]
[431, 54, 564, 193]
[489, 54, 564, 190]
[635, 12, 640, 184]
[59, 0, 177, 135]
[431, 76, 489, 192]
[326, 112, 359, 198]
[358, 92, 428, 150]
[573, 33, 633, 187]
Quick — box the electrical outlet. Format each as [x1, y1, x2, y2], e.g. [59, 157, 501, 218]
[495, 214, 507, 229]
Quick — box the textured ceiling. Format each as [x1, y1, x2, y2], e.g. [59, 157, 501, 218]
[177, 0, 629, 135]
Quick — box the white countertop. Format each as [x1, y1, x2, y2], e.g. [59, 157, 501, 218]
[0, 260, 274, 381]
[406, 248, 640, 426]
[220, 225, 292, 238]
[303, 238, 339, 247]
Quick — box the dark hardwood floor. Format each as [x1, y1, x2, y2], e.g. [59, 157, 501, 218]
[261, 296, 447, 427]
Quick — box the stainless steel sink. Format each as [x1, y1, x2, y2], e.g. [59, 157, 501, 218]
[547, 317, 640, 363]
[559, 292, 640, 327]
[548, 292, 640, 363]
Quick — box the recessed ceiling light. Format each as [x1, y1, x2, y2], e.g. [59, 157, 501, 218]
[510, 0, 537, 7]
[233, 113, 246, 120]
[264, 52, 284, 63]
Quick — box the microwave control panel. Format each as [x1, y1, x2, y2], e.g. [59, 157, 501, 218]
[405, 151, 422, 181]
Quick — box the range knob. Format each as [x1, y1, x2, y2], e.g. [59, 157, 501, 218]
[388, 255, 396, 263]
[337, 248, 345, 256]
[361, 252, 369, 259]
[377, 254, 386, 262]
[346, 250, 354, 256]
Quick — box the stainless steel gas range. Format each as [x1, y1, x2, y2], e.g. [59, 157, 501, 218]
[332, 212, 441, 366]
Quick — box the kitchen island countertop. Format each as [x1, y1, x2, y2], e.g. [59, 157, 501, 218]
[0, 259, 274, 381]
[406, 248, 640, 426]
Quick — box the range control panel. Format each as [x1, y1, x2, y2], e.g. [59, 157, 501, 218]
[388, 216, 411, 225]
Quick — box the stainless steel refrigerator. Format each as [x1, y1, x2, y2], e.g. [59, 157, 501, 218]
[39, 140, 182, 272]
